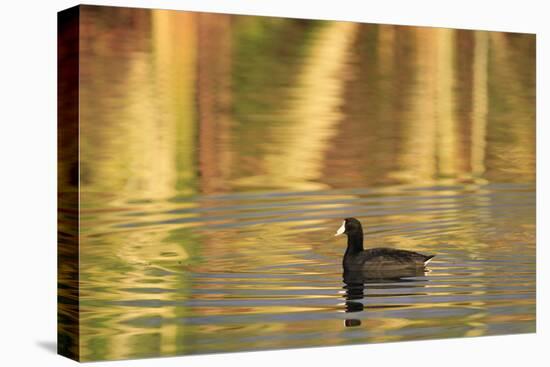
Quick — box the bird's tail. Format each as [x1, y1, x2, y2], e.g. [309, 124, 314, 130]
[423, 255, 435, 265]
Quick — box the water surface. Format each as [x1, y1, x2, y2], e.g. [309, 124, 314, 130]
[66, 6, 535, 361]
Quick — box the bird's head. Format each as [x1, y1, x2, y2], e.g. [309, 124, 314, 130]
[334, 217, 363, 237]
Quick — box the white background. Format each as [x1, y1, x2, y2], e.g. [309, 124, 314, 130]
[0, 0, 546, 366]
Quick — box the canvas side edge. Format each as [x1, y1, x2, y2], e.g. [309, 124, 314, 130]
[57, 5, 81, 362]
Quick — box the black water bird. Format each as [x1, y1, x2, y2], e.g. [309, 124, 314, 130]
[335, 217, 434, 271]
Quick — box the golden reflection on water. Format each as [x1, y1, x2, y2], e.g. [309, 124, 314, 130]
[65, 5, 536, 361]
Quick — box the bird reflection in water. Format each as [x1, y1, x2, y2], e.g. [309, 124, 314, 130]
[342, 267, 429, 327]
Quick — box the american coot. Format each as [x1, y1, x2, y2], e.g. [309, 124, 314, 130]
[335, 217, 434, 271]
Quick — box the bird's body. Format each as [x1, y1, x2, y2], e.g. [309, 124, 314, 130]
[344, 247, 434, 271]
[335, 218, 434, 272]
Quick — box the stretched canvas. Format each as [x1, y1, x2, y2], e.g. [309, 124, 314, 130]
[58, 4, 536, 362]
